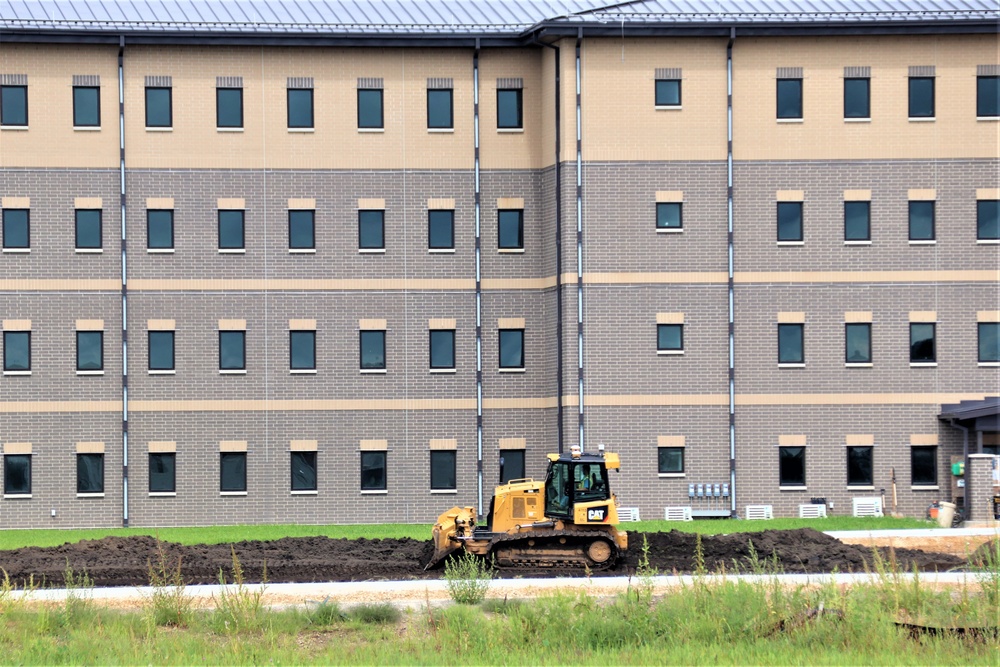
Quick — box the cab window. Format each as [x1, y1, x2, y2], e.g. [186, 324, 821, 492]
[574, 462, 608, 503]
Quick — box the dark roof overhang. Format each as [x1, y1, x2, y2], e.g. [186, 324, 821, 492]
[939, 397, 1000, 423]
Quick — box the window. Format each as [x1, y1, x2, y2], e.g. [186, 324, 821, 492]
[149, 453, 175, 493]
[910, 323, 936, 363]
[76, 331, 103, 371]
[145, 87, 172, 128]
[4, 454, 30, 495]
[498, 329, 524, 369]
[148, 331, 175, 371]
[216, 88, 243, 129]
[429, 329, 456, 370]
[656, 202, 682, 230]
[360, 451, 387, 491]
[75, 209, 102, 249]
[845, 323, 871, 364]
[146, 210, 174, 250]
[978, 200, 999, 241]
[2, 209, 29, 249]
[657, 324, 683, 353]
[843, 78, 870, 119]
[911, 446, 937, 486]
[847, 446, 873, 486]
[978, 76, 1000, 118]
[776, 78, 802, 119]
[287, 88, 314, 129]
[655, 79, 681, 107]
[290, 330, 316, 371]
[0, 85, 27, 126]
[77, 453, 104, 493]
[360, 330, 386, 370]
[909, 201, 935, 241]
[291, 451, 317, 491]
[358, 210, 384, 250]
[908, 77, 934, 118]
[498, 209, 524, 250]
[72, 86, 100, 127]
[220, 452, 247, 492]
[844, 201, 870, 241]
[778, 446, 805, 486]
[500, 450, 525, 483]
[427, 88, 453, 129]
[219, 331, 246, 371]
[778, 323, 804, 364]
[428, 210, 454, 250]
[289, 210, 315, 250]
[658, 447, 684, 474]
[358, 89, 383, 129]
[497, 88, 523, 129]
[430, 451, 456, 490]
[3, 331, 30, 372]
[218, 210, 245, 250]
[978, 323, 1000, 363]
[777, 202, 803, 242]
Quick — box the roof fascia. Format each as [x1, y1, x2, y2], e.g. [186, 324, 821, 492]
[532, 20, 1000, 38]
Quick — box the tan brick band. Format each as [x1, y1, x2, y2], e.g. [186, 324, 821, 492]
[428, 318, 456, 329]
[977, 311, 1000, 323]
[360, 439, 387, 451]
[148, 441, 177, 453]
[910, 434, 939, 446]
[496, 197, 524, 209]
[3, 442, 31, 454]
[289, 319, 316, 330]
[217, 198, 245, 210]
[0, 401, 122, 413]
[429, 439, 457, 450]
[498, 318, 525, 329]
[498, 438, 526, 450]
[74, 197, 103, 209]
[655, 191, 684, 203]
[357, 198, 385, 210]
[146, 198, 174, 209]
[218, 319, 247, 330]
[76, 441, 105, 454]
[976, 189, 1000, 200]
[483, 277, 558, 290]
[657, 436, 685, 447]
[131, 399, 477, 412]
[290, 440, 318, 451]
[843, 190, 872, 201]
[427, 198, 455, 210]
[484, 397, 558, 409]
[846, 434, 875, 446]
[131, 279, 476, 291]
[147, 319, 175, 330]
[776, 190, 804, 202]
[735, 271, 998, 284]
[75, 319, 104, 331]
[908, 189, 937, 201]
[777, 312, 806, 323]
[1, 197, 29, 208]
[779, 434, 807, 446]
[844, 311, 873, 323]
[287, 198, 316, 210]
[359, 319, 386, 330]
[2, 319, 31, 331]
[0, 280, 120, 291]
[909, 311, 937, 322]
[656, 312, 684, 324]
[219, 440, 248, 452]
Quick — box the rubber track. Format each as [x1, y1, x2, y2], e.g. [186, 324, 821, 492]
[488, 530, 620, 570]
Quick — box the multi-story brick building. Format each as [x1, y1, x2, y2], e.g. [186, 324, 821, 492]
[0, 0, 997, 527]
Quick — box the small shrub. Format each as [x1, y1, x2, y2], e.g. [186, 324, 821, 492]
[347, 603, 401, 625]
[309, 599, 346, 626]
[212, 547, 268, 634]
[443, 550, 495, 605]
[146, 541, 193, 627]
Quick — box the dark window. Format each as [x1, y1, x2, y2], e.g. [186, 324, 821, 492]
[429, 329, 456, 370]
[219, 330, 246, 371]
[359, 210, 385, 250]
[909, 201, 935, 241]
[497, 89, 523, 129]
[845, 323, 872, 364]
[910, 323, 936, 363]
[357, 89, 383, 129]
[778, 323, 804, 364]
[220, 452, 247, 492]
[287, 88, 314, 129]
[3, 331, 30, 372]
[360, 451, 387, 490]
[779, 446, 805, 486]
[430, 450, 456, 490]
[978, 323, 1000, 363]
[2, 209, 29, 249]
[656, 202, 682, 230]
[75, 209, 102, 249]
[148, 331, 174, 371]
[655, 79, 681, 106]
[843, 78, 870, 119]
[360, 330, 386, 370]
[0, 85, 27, 126]
[428, 210, 454, 250]
[291, 451, 317, 491]
[978, 76, 1000, 118]
[985, 444, 1000, 456]
[847, 446, 873, 486]
[146, 210, 174, 250]
[657, 324, 683, 352]
[145, 87, 172, 128]
[844, 201, 870, 241]
[977, 200, 999, 240]
[658, 447, 684, 474]
[149, 453, 176, 493]
[427, 89, 453, 129]
[911, 446, 937, 486]
[76, 331, 103, 371]
[289, 210, 315, 249]
[4, 454, 30, 495]
[777, 202, 803, 242]
[218, 210, 245, 250]
[498, 209, 524, 250]
[776, 78, 802, 119]
[77, 453, 104, 493]
[498, 329, 524, 369]
[908, 77, 934, 118]
[216, 88, 243, 128]
[499, 450, 525, 483]
[73, 86, 100, 127]
[290, 330, 316, 370]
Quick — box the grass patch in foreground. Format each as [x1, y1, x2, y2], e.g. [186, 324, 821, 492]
[634, 515, 933, 535]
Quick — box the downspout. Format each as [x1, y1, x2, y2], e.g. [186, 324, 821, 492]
[473, 40, 484, 521]
[726, 28, 736, 516]
[118, 35, 129, 527]
[575, 29, 584, 451]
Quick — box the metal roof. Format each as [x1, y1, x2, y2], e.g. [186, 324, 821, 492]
[940, 397, 1000, 422]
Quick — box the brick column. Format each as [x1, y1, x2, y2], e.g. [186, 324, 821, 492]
[966, 454, 1000, 521]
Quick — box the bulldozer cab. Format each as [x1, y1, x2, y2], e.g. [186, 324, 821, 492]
[544, 455, 610, 519]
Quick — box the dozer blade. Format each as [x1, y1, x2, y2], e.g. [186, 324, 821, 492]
[425, 506, 475, 570]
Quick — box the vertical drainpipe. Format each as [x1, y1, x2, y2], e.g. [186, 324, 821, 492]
[726, 28, 736, 515]
[118, 35, 129, 527]
[473, 40, 484, 520]
[575, 30, 584, 452]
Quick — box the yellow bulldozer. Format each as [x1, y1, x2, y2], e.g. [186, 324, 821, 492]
[426, 446, 628, 569]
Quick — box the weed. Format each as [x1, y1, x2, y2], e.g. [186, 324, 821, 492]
[347, 603, 401, 625]
[146, 540, 193, 627]
[0, 568, 36, 613]
[972, 538, 1000, 608]
[480, 596, 524, 615]
[693, 533, 707, 577]
[309, 599, 346, 626]
[61, 560, 94, 622]
[443, 550, 495, 605]
[212, 547, 268, 634]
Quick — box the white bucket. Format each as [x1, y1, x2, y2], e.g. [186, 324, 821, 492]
[937, 501, 956, 528]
